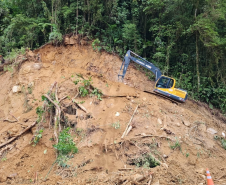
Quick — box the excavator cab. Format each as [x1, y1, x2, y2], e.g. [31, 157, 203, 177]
[118, 50, 188, 103]
[156, 76, 174, 89]
[154, 75, 187, 102]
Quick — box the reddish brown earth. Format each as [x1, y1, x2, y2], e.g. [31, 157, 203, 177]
[0, 43, 226, 185]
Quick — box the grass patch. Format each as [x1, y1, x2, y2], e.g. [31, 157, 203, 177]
[53, 127, 78, 167]
[170, 138, 181, 151]
[111, 121, 120, 129]
[133, 153, 160, 168]
[30, 129, 44, 146]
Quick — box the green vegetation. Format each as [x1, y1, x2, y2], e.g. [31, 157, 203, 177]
[74, 77, 103, 100]
[134, 153, 160, 168]
[1, 0, 226, 112]
[30, 129, 44, 146]
[4, 47, 26, 62]
[53, 127, 78, 167]
[36, 106, 44, 123]
[3, 65, 13, 72]
[78, 77, 92, 97]
[221, 139, 226, 150]
[91, 88, 102, 101]
[170, 138, 181, 151]
[1, 157, 7, 162]
[111, 121, 120, 129]
[214, 135, 226, 150]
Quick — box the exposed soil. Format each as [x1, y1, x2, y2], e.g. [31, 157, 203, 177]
[0, 43, 226, 185]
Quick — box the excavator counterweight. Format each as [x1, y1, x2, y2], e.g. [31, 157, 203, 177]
[118, 50, 188, 102]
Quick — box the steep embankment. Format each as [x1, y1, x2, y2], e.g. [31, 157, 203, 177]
[0, 43, 226, 185]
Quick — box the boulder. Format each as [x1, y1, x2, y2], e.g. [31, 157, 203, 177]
[183, 120, 191, 127]
[32, 63, 42, 70]
[157, 118, 162, 125]
[133, 174, 145, 182]
[207, 128, 217, 135]
[12, 86, 21, 93]
[196, 168, 205, 175]
[7, 173, 17, 178]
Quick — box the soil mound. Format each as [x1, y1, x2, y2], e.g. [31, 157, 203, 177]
[0, 44, 225, 185]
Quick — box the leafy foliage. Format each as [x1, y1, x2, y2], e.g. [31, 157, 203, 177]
[36, 106, 44, 123]
[1, 0, 226, 112]
[53, 127, 78, 155]
[134, 153, 160, 168]
[30, 129, 44, 146]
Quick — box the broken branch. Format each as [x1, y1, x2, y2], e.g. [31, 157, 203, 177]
[43, 94, 61, 143]
[0, 122, 37, 149]
[121, 105, 138, 139]
[72, 99, 87, 113]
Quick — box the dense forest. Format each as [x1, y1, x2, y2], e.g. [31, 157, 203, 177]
[0, 0, 226, 112]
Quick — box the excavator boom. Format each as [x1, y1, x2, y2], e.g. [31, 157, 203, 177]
[118, 50, 162, 81]
[118, 50, 188, 103]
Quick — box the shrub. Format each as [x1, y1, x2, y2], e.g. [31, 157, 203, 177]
[53, 127, 78, 155]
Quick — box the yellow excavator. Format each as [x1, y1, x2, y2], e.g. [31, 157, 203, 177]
[118, 50, 188, 102]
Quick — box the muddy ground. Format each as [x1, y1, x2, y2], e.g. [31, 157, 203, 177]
[0, 43, 226, 185]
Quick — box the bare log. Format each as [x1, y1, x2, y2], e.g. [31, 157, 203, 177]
[3, 119, 17, 123]
[121, 105, 138, 139]
[0, 122, 37, 149]
[72, 99, 87, 113]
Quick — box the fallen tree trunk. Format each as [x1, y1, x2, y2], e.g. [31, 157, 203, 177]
[0, 121, 37, 149]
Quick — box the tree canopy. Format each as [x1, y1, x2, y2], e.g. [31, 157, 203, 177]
[1, 0, 226, 112]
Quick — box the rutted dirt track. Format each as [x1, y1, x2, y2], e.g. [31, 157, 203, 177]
[0, 44, 226, 185]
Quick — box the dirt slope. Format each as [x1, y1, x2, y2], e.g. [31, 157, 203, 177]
[0, 44, 226, 185]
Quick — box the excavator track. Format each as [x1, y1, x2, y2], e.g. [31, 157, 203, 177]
[144, 90, 181, 105]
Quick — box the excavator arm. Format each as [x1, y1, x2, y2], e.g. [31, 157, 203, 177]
[118, 50, 162, 81]
[118, 50, 188, 103]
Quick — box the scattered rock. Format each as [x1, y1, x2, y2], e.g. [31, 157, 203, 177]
[157, 118, 162, 125]
[198, 183, 204, 185]
[28, 82, 34, 87]
[12, 86, 21, 93]
[163, 128, 173, 135]
[196, 168, 205, 175]
[32, 63, 42, 70]
[163, 154, 168, 158]
[133, 174, 145, 182]
[0, 173, 7, 183]
[175, 122, 181, 127]
[161, 163, 168, 169]
[207, 128, 217, 135]
[115, 112, 120, 117]
[21, 65, 32, 74]
[7, 173, 17, 178]
[22, 118, 29, 122]
[142, 97, 146, 101]
[182, 120, 191, 127]
[199, 174, 206, 181]
[79, 114, 84, 120]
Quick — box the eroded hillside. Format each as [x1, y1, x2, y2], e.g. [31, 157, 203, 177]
[0, 44, 226, 185]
